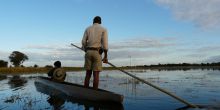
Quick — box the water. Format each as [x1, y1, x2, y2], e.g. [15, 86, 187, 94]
[0, 70, 220, 110]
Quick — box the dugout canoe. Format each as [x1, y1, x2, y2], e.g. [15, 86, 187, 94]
[35, 76, 123, 103]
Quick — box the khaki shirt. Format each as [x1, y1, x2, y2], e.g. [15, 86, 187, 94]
[82, 23, 108, 50]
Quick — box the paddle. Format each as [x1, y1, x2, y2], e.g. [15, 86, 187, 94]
[70, 43, 198, 108]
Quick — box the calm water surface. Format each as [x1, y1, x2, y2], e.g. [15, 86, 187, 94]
[0, 70, 220, 110]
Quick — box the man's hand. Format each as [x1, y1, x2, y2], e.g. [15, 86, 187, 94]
[102, 50, 108, 63]
[102, 57, 108, 63]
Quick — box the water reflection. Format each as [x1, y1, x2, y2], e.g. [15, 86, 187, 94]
[0, 74, 7, 81]
[8, 75, 27, 89]
[35, 80, 124, 110]
[47, 95, 65, 110]
[0, 70, 220, 110]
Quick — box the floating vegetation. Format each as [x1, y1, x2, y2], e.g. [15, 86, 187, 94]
[3, 92, 42, 110]
[4, 94, 21, 103]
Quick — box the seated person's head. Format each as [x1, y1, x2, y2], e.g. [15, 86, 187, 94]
[54, 61, 61, 68]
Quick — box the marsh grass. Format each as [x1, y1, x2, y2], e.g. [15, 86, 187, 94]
[0, 67, 50, 74]
[0, 67, 85, 74]
[2, 66, 217, 74]
[0, 66, 126, 74]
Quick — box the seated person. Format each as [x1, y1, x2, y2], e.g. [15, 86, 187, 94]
[47, 61, 66, 82]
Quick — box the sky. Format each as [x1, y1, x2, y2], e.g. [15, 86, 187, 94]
[0, 0, 220, 67]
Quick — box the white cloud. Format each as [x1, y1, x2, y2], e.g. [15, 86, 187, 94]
[4, 37, 220, 66]
[20, 37, 176, 66]
[23, 51, 84, 67]
[156, 0, 220, 29]
[205, 55, 220, 63]
[196, 46, 220, 53]
[110, 37, 176, 49]
[109, 50, 164, 60]
[0, 51, 10, 61]
[11, 37, 220, 66]
[22, 45, 84, 67]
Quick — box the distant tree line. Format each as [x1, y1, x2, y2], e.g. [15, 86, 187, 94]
[135, 62, 220, 67]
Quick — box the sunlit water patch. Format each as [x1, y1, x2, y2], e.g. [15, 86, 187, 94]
[0, 70, 220, 110]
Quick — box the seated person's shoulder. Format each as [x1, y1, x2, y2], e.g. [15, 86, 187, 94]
[47, 68, 56, 77]
[52, 68, 66, 82]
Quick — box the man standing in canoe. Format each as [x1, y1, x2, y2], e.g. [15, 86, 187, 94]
[82, 16, 108, 89]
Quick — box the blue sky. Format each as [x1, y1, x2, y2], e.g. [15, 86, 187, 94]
[0, 0, 220, 67]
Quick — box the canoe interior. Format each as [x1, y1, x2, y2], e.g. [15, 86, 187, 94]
[39, 76, 119, 93]
[35, 77, 124, 110]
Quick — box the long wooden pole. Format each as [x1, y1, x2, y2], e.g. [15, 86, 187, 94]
[70, 43, 198, 108]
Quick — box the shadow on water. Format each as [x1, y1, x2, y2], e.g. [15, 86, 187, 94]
[8, 75, 27, 89]
[47, 95, 65, 110]
[34, 80, 124, 110]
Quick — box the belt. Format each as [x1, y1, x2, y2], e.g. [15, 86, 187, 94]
[86, 47, 100, 51]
